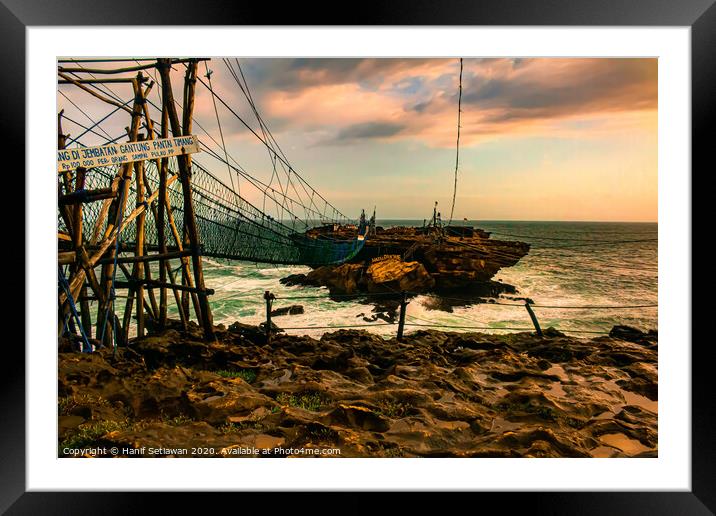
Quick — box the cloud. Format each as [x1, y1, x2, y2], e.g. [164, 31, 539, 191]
[217, 57, 657, 149]
[320, 121, 406, 145]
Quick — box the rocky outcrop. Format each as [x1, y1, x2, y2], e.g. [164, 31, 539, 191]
[58, 321, 657, 458]
[283, 225, 530, 303]
[281, 257, 435, 296]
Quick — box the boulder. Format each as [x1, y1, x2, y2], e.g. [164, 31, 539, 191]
[306, 263, 364, 294]
[271, 305, 305, 317]
[365, 257, 435, 293]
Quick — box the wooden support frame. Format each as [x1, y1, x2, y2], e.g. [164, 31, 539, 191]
[58, 58, 216, 347]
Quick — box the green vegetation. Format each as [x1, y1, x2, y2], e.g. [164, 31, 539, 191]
[161, 413, 194, 426]
[375, 400, 411, 418]
[58, 393, 110, 416]
[383, 446, 405, 458]
[219, 419, 266, 434]
[308, 425, 338, 442]
[275, 391, 329, 412]
[216, 369, 257, 383]
[59, 420, 127, 451]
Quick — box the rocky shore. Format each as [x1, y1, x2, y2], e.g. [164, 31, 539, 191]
[281, 225, 530, 303]
[58, 321, 657, 458]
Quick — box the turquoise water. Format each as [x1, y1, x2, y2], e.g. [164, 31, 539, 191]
[177, 221, 657, 338]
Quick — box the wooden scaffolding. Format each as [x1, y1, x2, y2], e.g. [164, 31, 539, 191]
[57, 58, 215, 349]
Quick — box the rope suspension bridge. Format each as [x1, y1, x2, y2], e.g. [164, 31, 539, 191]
[57, 57, 369, 347]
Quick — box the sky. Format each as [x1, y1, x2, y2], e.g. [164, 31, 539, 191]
[58, 57, 658, 222]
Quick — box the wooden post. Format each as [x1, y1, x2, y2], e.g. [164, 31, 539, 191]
[264, 290, 275, 343]
[72, 167, 92, 340]
[138, 174, 190, 330]
[157, 58, 214, 340]
[134, 140, 147, 338]
[158, 97, 169, 329]
[96, 75, 145, 347]
[397, 291, 408, 342]
[524, 301, 543, 337]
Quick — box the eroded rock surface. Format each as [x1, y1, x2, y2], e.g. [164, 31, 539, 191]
[282, 226, 529, 304]
[58, 322, 657, 458]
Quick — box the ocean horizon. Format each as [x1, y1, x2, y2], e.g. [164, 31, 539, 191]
[186, 220, 658, 338]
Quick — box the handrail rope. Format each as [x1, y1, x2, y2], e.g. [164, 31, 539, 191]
[279, 323, 395, 330]
[230, 58, 351, 223]
[536, 239, 657, 249]
[403, 322, 611, 335]
[203, 60, 238, 197]
[194, 147, 326, 228]
[214, 287, 657, 310]
[190, 67, 351, 221]
[224, 59, 291, 217]
[58, 91, 333, 245]
[222, 61, 317, 224]
[60, 115, 127, 145]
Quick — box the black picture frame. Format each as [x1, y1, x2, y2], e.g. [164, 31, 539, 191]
[5, 1, 711, 513]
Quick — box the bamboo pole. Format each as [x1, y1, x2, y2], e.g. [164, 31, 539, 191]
[134, 142, 146, 337]
[120, 145, 147, 341]
[164, 260, 189, 328]
[57, 77, 145, 85]
[97, 249, 193, 265]
[89, 177, 121, 245]
[144, 90, 169, 329]
[136, 174, 189, 330]
[58, 59, 207, 76]
[73, 167, 93, 339]
[57, 72, 135, 114]
[96, 74, 147, 347]
[57, 113, 82, 337]
[157, 58, 214, 340]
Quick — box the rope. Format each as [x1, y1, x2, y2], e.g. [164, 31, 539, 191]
[65, 100, 132, 146]
[203, 61, 237, 197]
[489, 230, 656, 243]
[403, 322, 610, 335]
[67, 60, 336, 229]
[58, 89, 115, 141]
[191, 67, 351, 223]
[227, 58, 332, 224]
[280, 323, 395, 330]
[447, 58, 462, 226]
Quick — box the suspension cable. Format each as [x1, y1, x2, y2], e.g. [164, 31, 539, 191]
[447, 58, 463, 226]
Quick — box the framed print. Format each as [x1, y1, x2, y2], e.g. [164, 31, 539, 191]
[5, 0, 713, 513]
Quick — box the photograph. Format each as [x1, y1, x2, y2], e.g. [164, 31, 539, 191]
[56, 56, 659, 459]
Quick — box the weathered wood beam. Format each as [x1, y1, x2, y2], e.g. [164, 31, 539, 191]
[158, 58, 214, 340]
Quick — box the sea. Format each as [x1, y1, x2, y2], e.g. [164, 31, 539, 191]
[179, 221, 658, 338]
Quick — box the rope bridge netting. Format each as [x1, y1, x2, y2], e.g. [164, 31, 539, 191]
[58, 156, 365, 266]
[57, 57, 365, 268]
